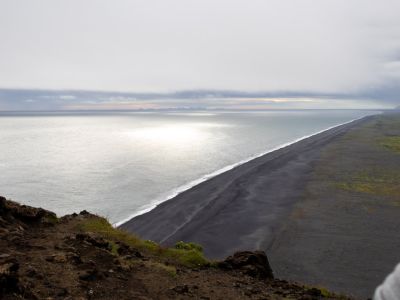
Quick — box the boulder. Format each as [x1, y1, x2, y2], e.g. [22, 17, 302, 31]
[116, 242, 143, 258]
[0, 196, 56, 225]
[0, 197, 6, 212]
[219, 251, 274, 279]
[75, 233, 111, 250]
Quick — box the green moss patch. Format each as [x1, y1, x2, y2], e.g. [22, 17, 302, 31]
[381, 136, 400, 153]
[174, 241, 203, 252]
[77, 217, 210, 268]
[337, 170, 400, 198]
[43, 213, 59, 225]
[303, 285, 349, 299]
[162, 247, 208, 268]
[78, 217, 144, 249]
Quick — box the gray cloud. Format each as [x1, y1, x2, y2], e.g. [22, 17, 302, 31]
[0, 0, 399, 110]
[0, 87, 396, 111]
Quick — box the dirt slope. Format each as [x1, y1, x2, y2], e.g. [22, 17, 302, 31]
[0, 196, 351, 299]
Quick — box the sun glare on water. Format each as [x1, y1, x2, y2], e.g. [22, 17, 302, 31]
[122, 122, 231, 154]
[131, 125, 205, 143]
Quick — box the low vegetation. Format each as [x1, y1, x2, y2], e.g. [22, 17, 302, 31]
[304, 286, 336, 298]
[78, 216, 210, 268]
[1, 189, 353, 299]
[381, 136, 400, 153]
[337, 170, 400, 198]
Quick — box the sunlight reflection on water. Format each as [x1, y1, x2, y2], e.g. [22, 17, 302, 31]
[0, 110, 376, 223]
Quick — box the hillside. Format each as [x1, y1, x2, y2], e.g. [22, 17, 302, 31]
[0, 196, 351, 299]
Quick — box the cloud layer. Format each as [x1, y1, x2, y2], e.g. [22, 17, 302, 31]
[0, 88, 395, 111]
[0, 0, 399, 109]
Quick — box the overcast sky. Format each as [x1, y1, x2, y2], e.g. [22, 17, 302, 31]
[0, 0, 399, 110]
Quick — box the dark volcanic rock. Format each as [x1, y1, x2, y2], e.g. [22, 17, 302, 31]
[116, 242, 143, 258]
[0, 261, 20, 296]
[0, 196, 56, 225]
[172, 284, 190, 294]
[0, 196, 6, 211]
[75, 233, 110, 250]
[79, 268, 101, 281]
[219, 251, 274, 279]
[0, 195, 352, 299]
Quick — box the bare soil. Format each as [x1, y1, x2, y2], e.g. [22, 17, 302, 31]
[0, 196, 350, 299]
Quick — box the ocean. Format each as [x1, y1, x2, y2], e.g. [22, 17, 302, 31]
[0, 110, 377, 224]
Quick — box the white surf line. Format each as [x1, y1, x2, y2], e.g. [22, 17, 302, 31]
[114, 113, 376, 228]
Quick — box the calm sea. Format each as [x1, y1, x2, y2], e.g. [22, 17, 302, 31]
[0, 110, 376, 224]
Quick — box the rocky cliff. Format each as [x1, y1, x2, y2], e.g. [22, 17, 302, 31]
[0, 196, 351, 299]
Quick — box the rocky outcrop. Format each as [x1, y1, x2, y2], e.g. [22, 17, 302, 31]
[0, 196, 56, 225]
[0, 196, 351, 299]
[219, 251, 274, 279]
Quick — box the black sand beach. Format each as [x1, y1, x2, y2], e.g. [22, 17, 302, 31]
[121, 113, 400, 298]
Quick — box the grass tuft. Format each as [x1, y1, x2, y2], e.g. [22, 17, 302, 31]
[304, 285, 349, 299]
[77, 216, 210, 268]
[43, 213, 59, 225]
[78, 217, 144, 248]
[174, 241, 203, 252]
[163, 247, 209, 268]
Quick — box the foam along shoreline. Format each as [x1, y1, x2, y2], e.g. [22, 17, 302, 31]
[120, 114, 374, 259]
[115, 114, 374, 228]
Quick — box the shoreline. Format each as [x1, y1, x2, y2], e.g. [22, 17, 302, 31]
[119, 115, 374, 254]
[116, 113, 375, 227]
[121, 112, 400, 298]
